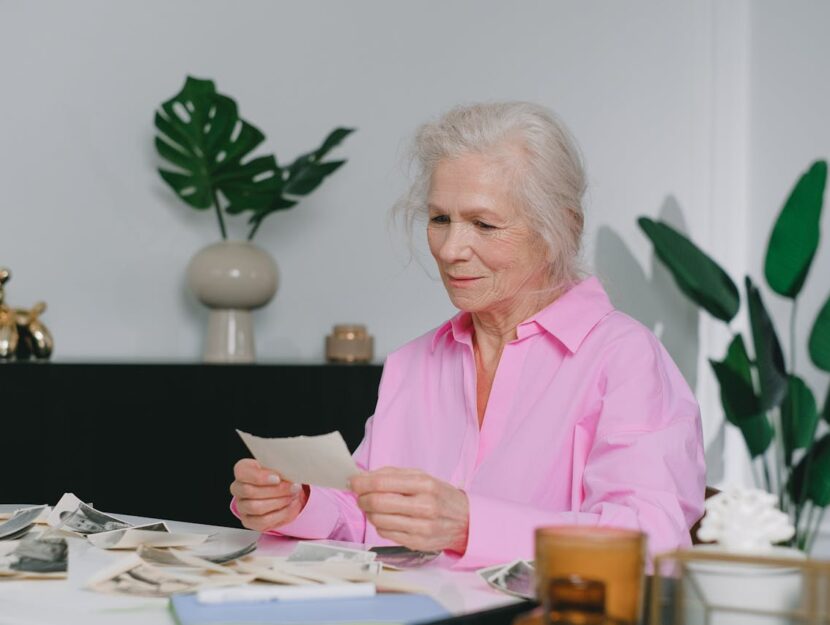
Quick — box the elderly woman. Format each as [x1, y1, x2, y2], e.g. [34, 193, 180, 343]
[230, 102, 705, 568]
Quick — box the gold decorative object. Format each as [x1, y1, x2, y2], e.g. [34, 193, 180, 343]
[0, 268, 54, 361]
[325, 324, 373, 363]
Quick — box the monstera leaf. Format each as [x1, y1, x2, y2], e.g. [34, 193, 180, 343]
[247, 128, 355, 236]
[154, 76, 280, 232]
[765, 161, 827, 298]
[709, 334, 772, 457]
[638, 217, 740, 322]
[154, 76, 353, 240]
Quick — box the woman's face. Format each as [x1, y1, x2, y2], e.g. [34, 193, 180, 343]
[427, 152, 551, 315]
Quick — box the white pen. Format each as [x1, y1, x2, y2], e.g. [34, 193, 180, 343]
[197, 582, 376, 604]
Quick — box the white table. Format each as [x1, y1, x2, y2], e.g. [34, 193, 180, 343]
[0, 504, 519, 625]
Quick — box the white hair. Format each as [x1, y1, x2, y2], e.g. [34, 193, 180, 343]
[394, 101, 586, 288]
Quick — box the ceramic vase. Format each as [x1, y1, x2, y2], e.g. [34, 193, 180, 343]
[683, 546, 806, 625]
[187, 240, 278, 363]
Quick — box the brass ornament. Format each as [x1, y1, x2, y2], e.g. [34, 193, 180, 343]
[0, 268, 53, 361]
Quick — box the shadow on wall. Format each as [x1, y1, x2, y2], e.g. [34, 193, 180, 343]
[594, 195, 724, 483]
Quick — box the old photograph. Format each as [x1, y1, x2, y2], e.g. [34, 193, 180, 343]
[479, 560, 535, 600]
[0, 537, 68, 579]
[87, 554, 252, 598]
[58, 503, 131, 535]
[0, 505, 48, 541]
[369, 546, 440, 569]
[287, 541, 377, 564]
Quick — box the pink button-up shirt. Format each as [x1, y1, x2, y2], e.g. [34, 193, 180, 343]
[235, 276, 705, 569]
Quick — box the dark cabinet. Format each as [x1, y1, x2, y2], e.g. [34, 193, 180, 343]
[1, 363, 382, 527]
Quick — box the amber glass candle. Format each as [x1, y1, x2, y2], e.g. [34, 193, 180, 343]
[535, 526, 645, 625]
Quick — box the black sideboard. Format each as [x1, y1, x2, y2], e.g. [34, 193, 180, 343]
[1, 363, 383, 527]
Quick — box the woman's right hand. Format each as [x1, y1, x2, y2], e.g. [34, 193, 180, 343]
[231, 458, 309, 532]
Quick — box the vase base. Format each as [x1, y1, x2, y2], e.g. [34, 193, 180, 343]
[204, 309, 255, 363]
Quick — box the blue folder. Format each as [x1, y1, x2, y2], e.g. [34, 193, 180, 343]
[169, 592, 451, 625]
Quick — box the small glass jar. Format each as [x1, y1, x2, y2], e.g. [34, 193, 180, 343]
[325, 324, 373, 363]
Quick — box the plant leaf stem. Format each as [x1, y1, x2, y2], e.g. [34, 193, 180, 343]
[247, 218, 261, 241]
[806, 506, 827, 554]
[211, 187, 228, 240]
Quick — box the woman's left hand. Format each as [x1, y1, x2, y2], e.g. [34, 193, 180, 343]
[349, 467, 469, 554]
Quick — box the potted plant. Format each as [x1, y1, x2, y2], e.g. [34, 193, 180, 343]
[638, 160, 829, 553]
[154, 76, 353, 362]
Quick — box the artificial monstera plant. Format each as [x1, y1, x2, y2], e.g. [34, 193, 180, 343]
[154, 76, 353, 240]
[639, 160, 830, 552]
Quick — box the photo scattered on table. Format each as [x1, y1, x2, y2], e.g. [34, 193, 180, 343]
[478, 559, 535, 600]
[0, 505, 49, 541]
[136, 545, 234, 573]
[86, 522, 169, 549]
[369, 545, 441, 568]
[58, 503, 131, 535]
[87, 554, 252, 598]
[288, 541, 377, 564]
[0, 505, 50, 525]
[0, 536, 68, 579]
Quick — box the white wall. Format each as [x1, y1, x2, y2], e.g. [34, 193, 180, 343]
[748, 1, 830, 555]
[0, 0, 716, 357]
[749, 1, 830, 415]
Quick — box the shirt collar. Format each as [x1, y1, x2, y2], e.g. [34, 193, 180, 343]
[430, 276, 615, 354]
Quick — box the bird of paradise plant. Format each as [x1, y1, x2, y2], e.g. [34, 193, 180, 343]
[639, 160, 830, 552]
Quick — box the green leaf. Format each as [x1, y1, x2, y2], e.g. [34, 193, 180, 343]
[637, 217, 740, 322]
[284, 160, 345, 196]
[154, 76, 277, 222]
[809, 292, 830, 372]
[746, 276, 788, 411]
[709, 334, 772, 457]
[313, 127, 355, 160]
[282, 128, 353, 198]
[790, 433, 830, 506]
[217, 156, 282, 214]
[246, 196, 298, 225]
[765, 160, 827, 298]
[781, 375, 819, 465]
[157, 169, 211, 209]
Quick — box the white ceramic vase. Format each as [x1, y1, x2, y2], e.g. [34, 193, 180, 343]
[683, 546, 806, 625]
[187, 240, 278, 363]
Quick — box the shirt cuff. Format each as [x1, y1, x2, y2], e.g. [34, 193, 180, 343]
[452, 493, 600, 570]
[452, 493, 535, 570]
[263, 486, 343, 540]
[228, 488, 342, 539]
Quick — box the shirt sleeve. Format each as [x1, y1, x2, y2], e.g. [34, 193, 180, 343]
[453, 332, 706, 570]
